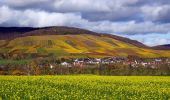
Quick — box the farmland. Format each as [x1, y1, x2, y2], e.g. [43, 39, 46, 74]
[0, 75, 170, 100]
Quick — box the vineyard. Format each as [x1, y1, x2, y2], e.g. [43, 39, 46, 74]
[0, 75, 170, 100]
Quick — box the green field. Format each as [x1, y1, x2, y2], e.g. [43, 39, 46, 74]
[0, 59, 31, 65]
[0, 76, 170, 100]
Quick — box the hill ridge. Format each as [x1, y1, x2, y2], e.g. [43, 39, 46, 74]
[0, 26, 148, 48]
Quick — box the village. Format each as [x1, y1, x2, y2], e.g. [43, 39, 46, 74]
[1, 56, 170, 75]
[59, 57, 170, 69]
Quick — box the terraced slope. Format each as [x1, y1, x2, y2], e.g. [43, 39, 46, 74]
[1, 34, 170, 58]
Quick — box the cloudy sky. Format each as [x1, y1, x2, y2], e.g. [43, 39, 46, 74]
[0, 0, 170, 46]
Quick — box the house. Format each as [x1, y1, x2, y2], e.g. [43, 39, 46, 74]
[50, 64, 54, 69]
[141, 62, 148, 66]
[155, 59, 162, 62]
[61, 62, 69, 66]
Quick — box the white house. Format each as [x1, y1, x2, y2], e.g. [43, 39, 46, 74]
[61, 62, 69, 66]
[50, 64, 54, 69]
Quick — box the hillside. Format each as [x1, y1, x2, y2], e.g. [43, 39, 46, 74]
[152, 44, 170, 50]
[0, 26, 170, 58]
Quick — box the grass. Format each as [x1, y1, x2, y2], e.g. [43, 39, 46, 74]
[0, 75, 170, 100]
[0, 59, 31, 65]
[0, 40, 6, 47]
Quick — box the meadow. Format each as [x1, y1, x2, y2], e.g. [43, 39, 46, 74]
[0, 75, 170, 100]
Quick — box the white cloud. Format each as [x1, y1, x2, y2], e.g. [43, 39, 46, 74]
[0, 5, 170, 34]
[0, 6, 88, 27]
[1, 0, 138, 12]
[1, 0, 49, 7]
[141, 5, 170, 22]
[90, 21, 170, 34]
[53, 0, 112, 13]
[0, 0, 170, 45]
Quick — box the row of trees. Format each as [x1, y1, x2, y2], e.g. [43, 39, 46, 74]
[0, 53, 170, 75]
[0, 61, 170, 75]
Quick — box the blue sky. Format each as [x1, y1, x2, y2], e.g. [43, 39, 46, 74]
[0, 0, 170, 46]
[123, 33, 170, 46]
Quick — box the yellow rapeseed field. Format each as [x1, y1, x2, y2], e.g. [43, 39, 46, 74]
[0, 75, 170, 100]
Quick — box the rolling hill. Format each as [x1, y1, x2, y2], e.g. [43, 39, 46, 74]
[0, 26, 170, 58]
[152, 44, 170, 50]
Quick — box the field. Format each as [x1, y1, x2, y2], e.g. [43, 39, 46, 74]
[0, 59, 31, 65]
[0, 76, 170, 100]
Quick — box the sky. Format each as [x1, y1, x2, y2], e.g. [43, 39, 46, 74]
[0, 0, 170, 46]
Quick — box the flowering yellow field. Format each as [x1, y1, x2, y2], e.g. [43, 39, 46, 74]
[0, 75, 170, 100]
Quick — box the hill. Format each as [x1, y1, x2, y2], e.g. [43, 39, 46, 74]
[152, 44, 170, 50]
[0, 26, 170, 58]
